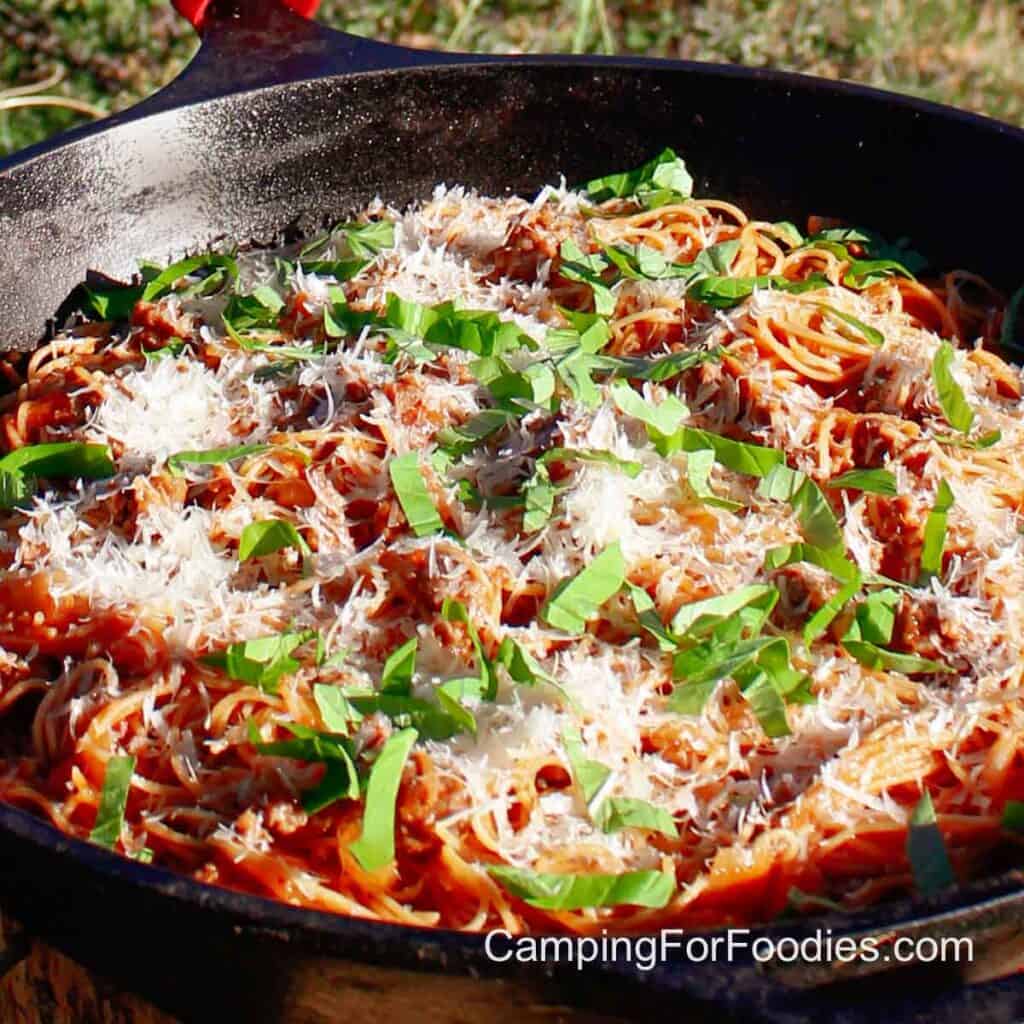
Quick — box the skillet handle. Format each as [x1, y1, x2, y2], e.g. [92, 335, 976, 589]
[144, 0, 475, 115]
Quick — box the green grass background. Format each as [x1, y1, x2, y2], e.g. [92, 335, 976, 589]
[1, 0, 1022, 157]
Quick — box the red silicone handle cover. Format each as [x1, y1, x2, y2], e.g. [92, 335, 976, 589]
[172, 0, 321, 29]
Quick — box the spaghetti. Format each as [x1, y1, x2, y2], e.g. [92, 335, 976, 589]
[1, 149, 1023, 935]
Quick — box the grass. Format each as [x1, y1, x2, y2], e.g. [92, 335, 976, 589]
[1, 0, 1022, 157]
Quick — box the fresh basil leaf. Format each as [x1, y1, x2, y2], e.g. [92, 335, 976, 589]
[843, 640, 950, 675]
[222, 286, 284, 336]
[671, 634, 776, 691]
[757, 464, 843, 551]
[627, 582, 678, 652]
[737, 668, 791, 738]
[441, 597, 498, 701]
[314, 683, 362, 731]
[434, 679, 479, 736]
[348, 692, 467, 740]
[593, 797, 679, 837]
[538, 446, 643, 479]
[335, 219, 395, 259]
[602, 243, 693, 281]
[89, 755, 135, 848]
[932, 342, 974, 434]
[203, 630, 318, 694]
[687, 273, 829, 309]
[685, 448, 741, 511]
[599, 346, 722, 383]
[238, 518, 310, 562]
[1001, 800, 1024, 833]
[558, 240, 616, 316]
[806, 227, 871, 246]
[541, 542, 627, 635]
[842, 258, 913, 290]
[562, 726, 611, 805]
[771, 221, 805, 247]
[349, 727, 418, 872]
[906, 791, 956, 896]
[610, 379, 688, 436]
[389, 452, 444, 537]
[584, 147, 693, 207]
[436, 410, 517, 459]
[142, 253, 238, 303]
[380, 636, 418, 696]
[166, 443, 269, 477]
[0, 442, 116, 509]
[656, 427, 784, 477]
[827, 468, 897, 496]
[690, 239, 741, 278]
[843, 588, 902, 646]
[670, 584, 778, 639]
[517, 463, 555, 532]
[80, 283, 144, 321]
[919, 479, 954, 581]
[488, 865, 674, 910]
[817, 305, 884, 347]
[934, 430, 1001, 450]
[144, 338, 186, 361]
[764, 543, 861, 643]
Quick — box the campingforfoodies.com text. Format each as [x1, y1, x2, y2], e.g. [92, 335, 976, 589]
[483, 929, 973, 972]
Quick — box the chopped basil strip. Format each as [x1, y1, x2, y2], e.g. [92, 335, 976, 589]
[166, 443, 268, 476]
[380, 637, 418, 696]
[594, 798, 678, 838]
[655, 427, 784, 477]
[685, 448, 742, 511]
[687, 273, 829, 308]
[757, 464, 843, 551]
[349, 728, 418, 872]
[436, 410, 517, 459]
[919, 479, 954, 581]
[314, 683, 362, 731]
[558, 240, 616, 316]
[584, 147, 693, 208]
[827, 468, 897, 496]
[843, 641, 950, 675]
[0, 442, 116, 509]
[816, 305, 884, 347]
[348, 692, 469, 740]
[203, 629, 318, 694]
[610, 380, 688, 435]
[842, 258, 914, 290]
[627, 583, 677, 652]
[222, 286, 284, 336]
[142, 253, 238, 302]
[764, 543, 862, 643]
[247, 719, 359, 813]
[906, 791, 956, 896]
[671, 584, 778, 639]
[562, 726, 610, 806]
[144, 339, 186, 361]
[541, 542, 626, 634]
[89, 755, 135, 848]
[441, 598, 498, 701]
[488, 866, 674, 910]
[238, 518, 310, 562]
[935, 430, 1001, 451]
[931, 342, 974, 434]
[389, 452, 444, 537]
[1001, 800, 1024, 833]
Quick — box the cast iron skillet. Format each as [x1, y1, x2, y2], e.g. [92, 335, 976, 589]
[1, 2, 1024, 1020]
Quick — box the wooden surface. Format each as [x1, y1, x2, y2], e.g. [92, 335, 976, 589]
[0, 912, 631, 1024]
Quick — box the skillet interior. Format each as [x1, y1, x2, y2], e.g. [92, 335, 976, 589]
[2, 55, 1024, 1023]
